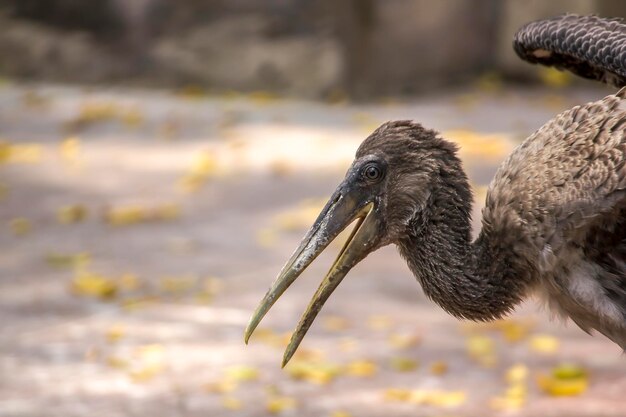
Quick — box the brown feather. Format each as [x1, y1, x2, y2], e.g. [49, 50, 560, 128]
[485, 90, 626, 347]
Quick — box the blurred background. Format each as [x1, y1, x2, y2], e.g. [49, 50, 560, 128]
[1, 1, 625, 417]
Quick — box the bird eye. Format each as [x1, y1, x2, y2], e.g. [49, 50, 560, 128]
[362, 163, 383, 182]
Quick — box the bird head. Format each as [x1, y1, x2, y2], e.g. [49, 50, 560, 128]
[245, 120, 469, 366]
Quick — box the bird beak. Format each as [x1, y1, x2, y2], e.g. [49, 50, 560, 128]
[244, 181, 384, 366]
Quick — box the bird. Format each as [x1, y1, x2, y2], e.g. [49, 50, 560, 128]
[245, 14, 626, 367]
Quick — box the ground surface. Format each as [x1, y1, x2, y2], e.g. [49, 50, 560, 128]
[0, 82, 624, 417]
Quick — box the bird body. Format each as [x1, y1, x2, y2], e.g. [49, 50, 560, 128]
[246, 14, 626, 364]
[482, 89, 626, 347]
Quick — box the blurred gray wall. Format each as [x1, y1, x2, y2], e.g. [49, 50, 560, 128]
[0, 0, 625, 98]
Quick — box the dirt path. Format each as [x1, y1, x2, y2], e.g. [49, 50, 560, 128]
[0, 82, 624, 417]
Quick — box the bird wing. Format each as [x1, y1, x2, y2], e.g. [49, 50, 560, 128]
[483, 89, 626, 345]
[513, 14, 626, 87]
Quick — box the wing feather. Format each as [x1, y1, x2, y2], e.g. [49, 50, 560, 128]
[483, 90, 626, 345]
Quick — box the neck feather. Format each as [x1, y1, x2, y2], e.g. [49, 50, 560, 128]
[397, 175, 534, 321]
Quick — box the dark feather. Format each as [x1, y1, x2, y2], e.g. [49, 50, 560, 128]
[514, 14, 626, 87]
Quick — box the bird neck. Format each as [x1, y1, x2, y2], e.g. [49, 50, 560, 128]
[397, 183, 533, 321]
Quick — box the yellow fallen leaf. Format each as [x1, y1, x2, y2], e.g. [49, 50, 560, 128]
[505, 383, 527, 399]
[331, 411, 352, 417]
[323, 315, 350, 331]
[493, 364, 529, 410]
[176, 85, 207, 101]
[409, 390, 467, 408]
[490, 395, 525, 411]
[390, 357, 419, 372]
[385, 389, 467, 407]
[159, 275, 196, 294]
[69, 102, 144, 130]
[71, 269, 117, 299]
[225, 365, 259, 382]
[120, 296, 157, 311]
[154, 203, 180, 220]
[552, 364, 585, 379]
[388, 332, 420, 349]
[286, 360, 340, 385]
[105, 205, 147, 225]
[105, 325, 125, 343]
[266, 396, 296, 414]
[249, 91, 281, 105]
[196, 277, 223, 303]
[537, 374, 587, 396]
[247, 327, 279, 345]
[506, 364, 529, 384]
[430, 361, 449, 375]
[120, 107, 144, 128]
[60, 136, 81, 164]
[78, 102, 117, 121]
[45, 252, 90, 268]
[383, 388, 411, 402]
[129, 365, 163, 383]
[264, 384, 279, 396]
[345, 360, 377, 377]
[539, 67, 572, 88]
[256, 228, 278, 248]
[269, 160, 292, 177]
[222, 396, 243, 410]
[0, 141, 10, 162]
[444, 130, 512, 163]
[338, 337, 358, 353]
[135, 344, 165, 361]
[497, 319, 532, 343]
[9, 217, 31, 236]
[106, 356, 129, 369]
[179, 152, 219, 192]
[277, 332, 292, 348]
[195, 292, 213, 304]
[0, 142, 42, 164]
[528, 334, 559, 354]
[203, 276, 222, 295]
[537, 364, 588, 396]
[292, 347, 326, 362]
[57, 204, 88, 224]
[204, 380, 238, 394]
[466, 335, 496, 367]
[129, 345, 166, 382]
[105, 203, 179, 226]
[367, 315, 392, 331]
[118, 273, 141, 291]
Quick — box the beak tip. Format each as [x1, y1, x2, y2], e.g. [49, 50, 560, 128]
[243, 324, 254, 344]
[243, 318, 256, 344]
[282, 343, 297, 368]
[281, 355, 291, 368]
